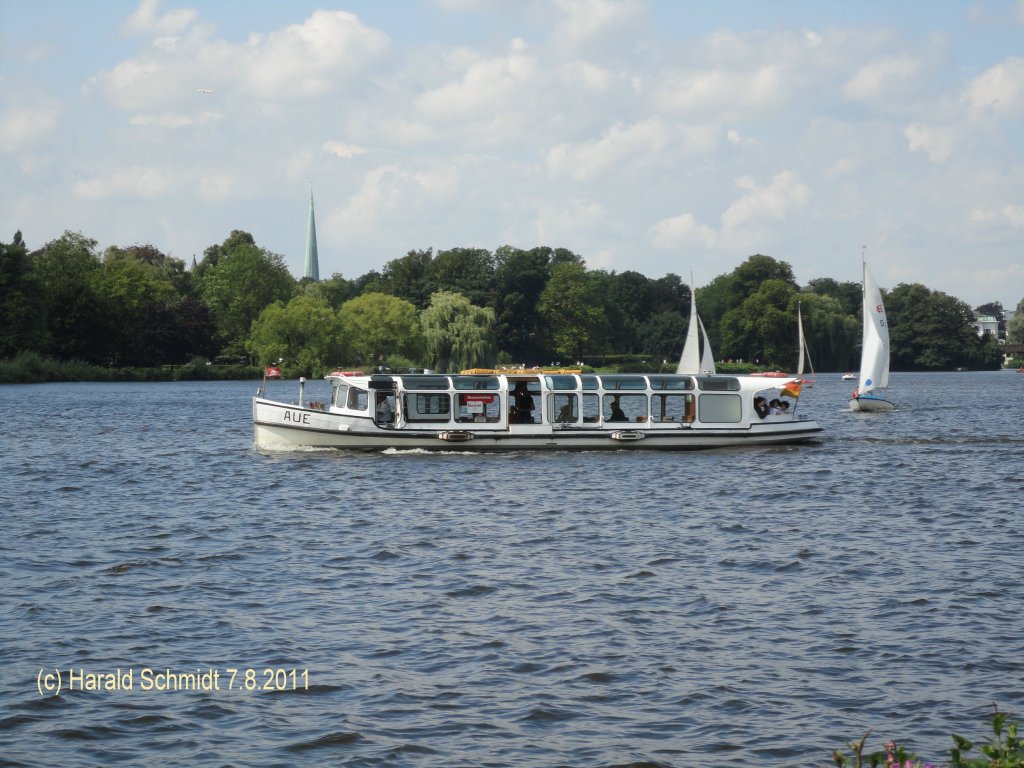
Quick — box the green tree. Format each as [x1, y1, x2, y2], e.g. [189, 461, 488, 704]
[492, 245, 553, 361]
[637, 309, 688, 363]
[193, 232, 296, 358]
[91, 253, 180, 365]
[431, 248, 496, 307]
[300, 272, 357, 308]
[1008, 298, 1024, 343]
[247, 294, 346, 374]
[887, 283, 998, 370]
[31, 231, 108, 363]
[719, 278, 797, 365]
[537, 262, 608, 362]
[792, 292, 860, 372]
[339, 292, 422, 366]
[420, 290, 497, 372]
[0, 231, 46, 357]
[378, 249, 435, 308]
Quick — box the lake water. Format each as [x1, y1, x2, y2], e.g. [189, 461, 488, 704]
[1, 372, 1022, 767]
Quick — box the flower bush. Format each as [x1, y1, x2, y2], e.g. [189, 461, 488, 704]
[832, 706, 1020, 768]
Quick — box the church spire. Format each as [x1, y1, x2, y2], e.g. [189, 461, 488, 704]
[304, 186, 320, 281]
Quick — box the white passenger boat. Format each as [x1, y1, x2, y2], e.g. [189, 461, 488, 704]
[252, 369, 823, 451]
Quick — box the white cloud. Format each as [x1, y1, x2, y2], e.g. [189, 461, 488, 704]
[551, 0, 645, 50]
[73, 166, 172, 200]
[654, 66, 783, 116]
[93, 9, 389, 111]
[129, 110, 220, 128]
[415, 52, 539, 120]
[970, 205, 1024, 228]
[546, 118, 671, 180]
[122, 0, 197, 38]
[242, 11, 389, 100]
[844, 54, 922, 103]
[323, 141, 368, 159]
[721, 171, 809, 231]
[0, 99, 61, 151]
[965, 57, 1024, 116]
[904, 123, 956, 163]
[650, 213, 716, 249]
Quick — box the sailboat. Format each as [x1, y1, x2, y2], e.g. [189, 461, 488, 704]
[677, 277, 716, 374]
[849, 257, 894, 412]
[796, 302, 815, 387]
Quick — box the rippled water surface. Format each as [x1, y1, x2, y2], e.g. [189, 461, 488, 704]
[1, 372, 1022, 766]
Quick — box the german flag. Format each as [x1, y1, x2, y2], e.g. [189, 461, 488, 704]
[781, 380, 802, 399]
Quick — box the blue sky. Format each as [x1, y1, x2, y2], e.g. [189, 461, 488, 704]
[2, 0, 1022, 308]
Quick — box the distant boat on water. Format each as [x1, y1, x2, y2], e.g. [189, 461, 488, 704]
[676, 276, 716, 375]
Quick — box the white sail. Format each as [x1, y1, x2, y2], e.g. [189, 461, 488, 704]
[676, 282, 702, 374]
[698, 315, 716, 374]
[857, 262, 889, 395]
[797, 303, 813, 378]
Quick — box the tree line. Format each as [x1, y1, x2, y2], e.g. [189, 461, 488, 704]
[1, 228, 1016, 376]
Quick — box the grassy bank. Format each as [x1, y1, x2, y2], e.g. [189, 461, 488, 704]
[0, 352, 261, 384]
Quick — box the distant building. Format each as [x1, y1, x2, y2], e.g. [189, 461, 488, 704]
[304, 189, 320, 281]
[972, 314, 998, 337]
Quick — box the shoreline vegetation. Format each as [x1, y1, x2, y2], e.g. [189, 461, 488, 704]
[2, 232, 1017, 384]
[832, 706, 1020, 768]
[1, 351, 1017, 385]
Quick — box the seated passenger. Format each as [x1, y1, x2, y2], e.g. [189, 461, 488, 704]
[608, 400, 628, 422]
[768, 398, 782, 415]
[754, 396, 769, 419]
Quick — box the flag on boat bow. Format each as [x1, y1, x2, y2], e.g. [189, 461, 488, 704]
[781, 380, 802, 399]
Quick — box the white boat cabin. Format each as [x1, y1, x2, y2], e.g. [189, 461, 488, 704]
[326, 370, 793, 431]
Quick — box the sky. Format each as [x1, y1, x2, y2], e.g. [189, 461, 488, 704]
[2, 0, 1023, 309]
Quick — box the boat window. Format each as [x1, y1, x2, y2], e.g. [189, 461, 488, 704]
[334, 384, 349, 407]
[456, 393, 501, 423]
[599, 375, 646, 390]
[698, 394, 741, 423]
[582, 393, 601, 422]
[550, 393, 578, 423]
[697, 376, 740, 391]
[648, 375, 694, 390]
[347, 387, 368, 411]
[452, 376, 500, 391]
[580, 375, 599, 391]
[403, 393, 451, 422]
[544, 375, 578, 391]
[604, 393, 647, 423]
[400, 375, 450, 390]
[651, 393, 695, 423]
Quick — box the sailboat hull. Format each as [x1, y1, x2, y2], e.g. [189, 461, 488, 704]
[849, 394, 895, 412]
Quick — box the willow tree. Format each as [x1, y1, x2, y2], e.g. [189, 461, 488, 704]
[339, 292, 422, 366]
[420, 290, 496, 372]
[247, 294, 346, 374]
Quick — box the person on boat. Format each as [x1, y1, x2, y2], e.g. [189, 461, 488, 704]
[779, 400, 790, 414]
[754, 397, 769, 419]
[769, 398, 782, 415]
[376, 394, 394, 424]
[608, 398, 628, 422]
[512, 382, 535, 423]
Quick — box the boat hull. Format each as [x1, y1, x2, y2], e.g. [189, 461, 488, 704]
[849, 394, 895, 412]
[253, 397, 823, 452]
